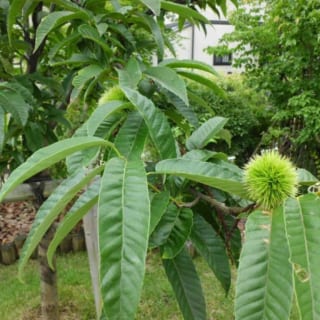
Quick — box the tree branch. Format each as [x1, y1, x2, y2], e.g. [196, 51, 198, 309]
[190, 188, 255, 216]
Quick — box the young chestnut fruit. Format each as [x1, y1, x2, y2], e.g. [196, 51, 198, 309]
[244, 150, 297, 210]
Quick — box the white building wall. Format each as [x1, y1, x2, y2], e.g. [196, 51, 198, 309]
[167, 2, 239, 74]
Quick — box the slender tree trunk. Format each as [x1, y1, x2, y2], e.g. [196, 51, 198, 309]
[32, 181, 59, 320]
[39, 224, 59, 320]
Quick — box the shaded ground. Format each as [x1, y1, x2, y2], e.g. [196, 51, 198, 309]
[0, 201, 36, 244]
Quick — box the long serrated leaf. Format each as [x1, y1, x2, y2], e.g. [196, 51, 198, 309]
[160, 58, 219, 76]
[149, 203, 179, 248]
[18, 166, 103, 279]
[7, 0, 26, 45]
[235, 209, 293, 320]
[186, 116, 228, 150]
[190, 214, 231, 293]
[149, 190, 170, 235]
[140, 14, 164, 61]
[297, 168, 318, 186]
[72, 64, 104, 88]
[182, 150, 227, 162]
[0, 107, 5, 152]
[161, 1, 209, 25]
[47, 179, 100, 268]
[163, 90, 199, 128]
[144, 66, 188, 105]
[99, 158, 150, 319]
[178, 71, 226, 98]
[118, 58, 142, 89]
[284, 195, 320, 320]
[163, 247, 207, 320]
[139, 0, 160, 15]
[0, 137, 108, 202]
[156, 159, 247, 198]
[87, 101, 128, 136]
[0, 90, 30, 126]
[110, 111, 148, 160]
[121, 87, 177, 159]
[162, 208, 193, 259]
[78, 24, 112, 55]
[34, 11, 89, 52]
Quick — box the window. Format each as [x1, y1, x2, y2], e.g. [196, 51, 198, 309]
[213, 53, 232, 66]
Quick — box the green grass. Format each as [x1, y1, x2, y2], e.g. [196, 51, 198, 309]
[0, 251, 235, 320]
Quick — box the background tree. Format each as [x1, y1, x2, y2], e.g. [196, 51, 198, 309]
[1, 0, 241, 319]
[209, 0, 320, 176]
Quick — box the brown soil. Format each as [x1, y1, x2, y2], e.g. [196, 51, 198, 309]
[0, 201, 36, 244]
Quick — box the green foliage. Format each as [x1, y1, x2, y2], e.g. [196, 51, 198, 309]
[0, 1, 246, 319]
[4, 1, 320, 320]
[188, 75, 271, 165]
[213, 0, 320, 174]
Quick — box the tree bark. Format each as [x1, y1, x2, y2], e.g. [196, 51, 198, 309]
[32, 181, 59, 320]
[38, 224, 59, 320]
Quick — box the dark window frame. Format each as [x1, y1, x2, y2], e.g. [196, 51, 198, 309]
[213, 53, 232, 66]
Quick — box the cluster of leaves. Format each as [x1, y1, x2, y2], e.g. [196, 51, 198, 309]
[0, 0, 230, 179]
[209, 0, 320, 175]
[0, 54, 246, 319]
[2, 1, 320, 320]
[187, 74, 271, 165]
[0, 1, 69, 178]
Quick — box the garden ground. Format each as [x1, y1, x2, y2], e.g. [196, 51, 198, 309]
[0, 251, 235, 320]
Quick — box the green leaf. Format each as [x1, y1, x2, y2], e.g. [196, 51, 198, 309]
[163, 247, 207, 320]
[118, 58, 142, 89]
[186, 117, 228, 150]
[149, 190, 170, 236]
[34, 11, 89, 52]
[47, 178, 100, 269]
[160, 58, 219, 76]
[140, 15, 164, 61]
[150, 203, 178, 248]
[0, 90, 30, 126]
[178, 71, 226, 98]
[0, 107, 4, 152]
[190, 214, 231, 293]
[163, 90, 199, 128]
[140, 0, 160, 15]
[0, 137, 108, 202]
[72, 64, 104, 89]
[182, 150, 228, 162]
[18, 166, 103, 279]
[156, 159, 247, 198]
[162, 208, 193, 259]
[87, 101, 128, 136]
[235, 209, 293, 320]
[161, 1, 209, 25]
[99, 158, 150, 319]
[284, 195, 320, 319]
[217, 128, 232, 148]
[121, 87, 177, 159]
[144, 66, 188, 105]
[297, 168, 318, 186]
[78, 24, 113, 56]
[110, 111, 148, 160]
[7, 0, 26, 45]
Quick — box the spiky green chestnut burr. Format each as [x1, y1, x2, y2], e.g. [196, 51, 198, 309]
[244, 150, 297, 210]
[98, 86, 126, 105]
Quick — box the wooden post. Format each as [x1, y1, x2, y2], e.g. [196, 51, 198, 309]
[83, 206, 101, 318]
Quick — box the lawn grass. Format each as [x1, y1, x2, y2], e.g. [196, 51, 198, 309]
[0, 251, 235, 320]
[0, 251, 300, 320]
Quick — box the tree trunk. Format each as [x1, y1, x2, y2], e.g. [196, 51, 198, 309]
[32, 181, 59, 320]
[39, 224, 59, 320]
